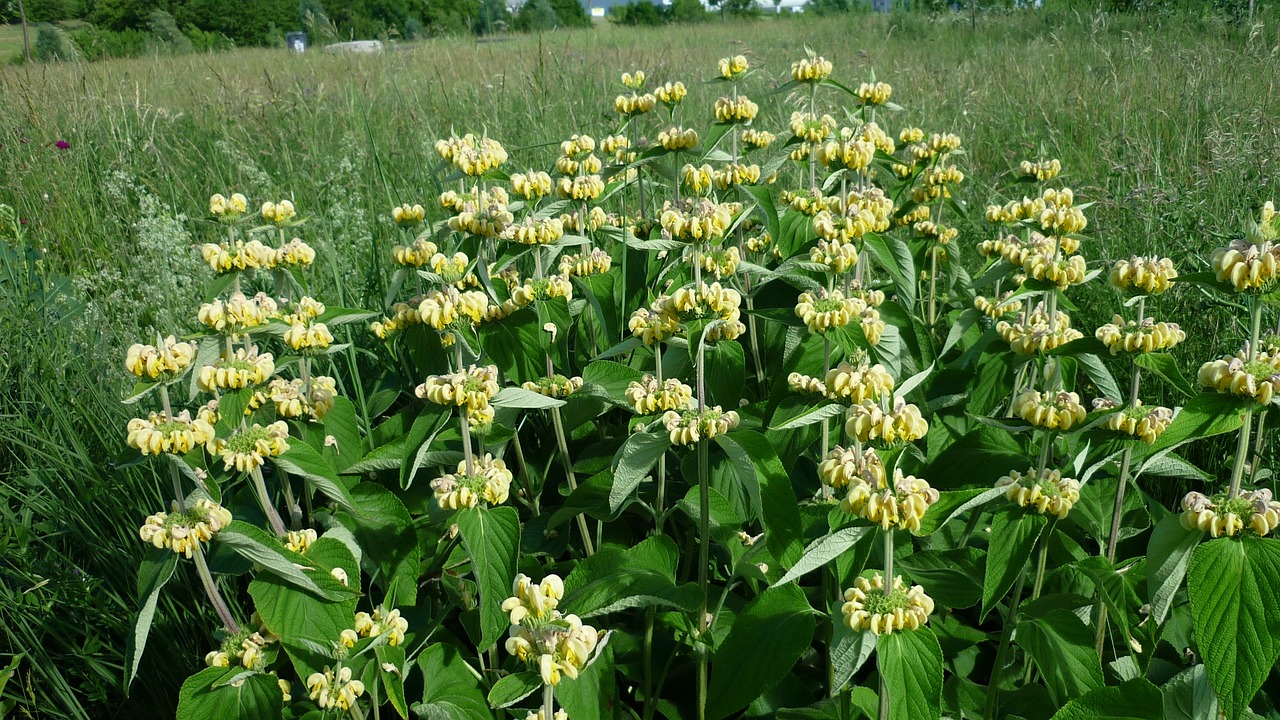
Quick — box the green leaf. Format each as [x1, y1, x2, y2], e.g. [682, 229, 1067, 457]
[487, 671, 541, 709]
[1147, 515, 1203, 625]
[1163, 665, 1218, 720]
[877, 627, 943, 720]
[344, 436, 409, 475]
[1134, 353, 1196, 397]
[176, 667, 283, 720]
[714, 433, 763, 521]
[773, 527, 873, 587]
[609, 431, 671, 513]
[1187, 535, 1280, 720]
[248, 542, 358, 679]
[706, 584, 817, 720]
[829, 620, 875, 697]
[375, 645, 409, 719]
[1149, 392, 1248, 454]
[772, 402, 845, 431]
[556, 639, 615, 720]
[916, 487, 1002, 536]
[864, 232, 916, 308]
[895, 548, 984, 609]
[491, 387, 566, 409]
[217, 521, 341, 599]
[727, 429, 804, 567]
[1048, 678, 1163, 720]
[414, 644, 492, 720]
[335, 483, 420, 606]
[706, 340, 746, 409]
[455, 506, 521, 652]
[314, 307, 378, 326]
[982, 509, 1047, 618]
[321, 396, 364, 472]
[398, 407, 450, 490]
[561, 537, 701, 617]
[580, 360, 644, 407]
[1078, 353, 1122, 403]
[125, 550, 178, 689]
[1015, 609, 1105, 706]
[274, 441, 358, 513]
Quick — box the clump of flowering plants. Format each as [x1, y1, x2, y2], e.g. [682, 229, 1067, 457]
[118, 49, 1279, 720]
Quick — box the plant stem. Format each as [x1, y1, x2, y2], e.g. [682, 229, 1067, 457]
[984, 568, 1028, 720]
[454, 343, 475, 476]
[280, 469, 301, 530]
[193, 544, 240, 635]
[928, 246, 938, 327]
[1023, 531, 1051, 683]
[821, 337, 832, 498]
[697, 439, 711, 720]
[643, 608, 655, 720]
[543, 683, 555, 720]
[167, 455, 185, 513]
[1231, 296, 1265, 496]
[655, 345, 668, 534]
[552, 406, 594, 557]
[249, 465, 288, 536]
[878, 528, 894, 720]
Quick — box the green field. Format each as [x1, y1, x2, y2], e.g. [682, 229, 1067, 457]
[2, 9, 1279, 719]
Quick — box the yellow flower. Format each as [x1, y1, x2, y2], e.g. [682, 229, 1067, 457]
[435, 133, 508, 177]
[714, 95, 759, 124]
[791, 56, 833, 83]
[1037, 187, 1087, 234]
[1015, 389, 1087, 430]
[392, 203, 426, 226]
[197, 348, 275, 392]
[741, 128, 775, 150]
[683, 245, 740, 279]
[1109, 256, 1177, 295]
[431, 453, 513, 510]
[845, 397, 927, 445]
[260, 199, 297, 225]
[197, 292, 276, 335]
[658, 126, 699, 151]
[555, 175, 605, 202]
[139, 499, 233, 557]
[824, 360, 894, 404]
[504, 217, 566, 246]
[284, 321, 333, 354]
[126, 336, 196, 380]
[1095, 315, 1186, 354]
[393, 238, 438, 267]
[973, 293, 1023, 320]
[718, 54, 749, 79]
[795, 289, 860, 334]
[559, 248, 612, 277]
[614, 92, 657, 116]
[1181, 488, 1280, 538]
[216, 421, 290, 473]
[1197, 352, 1280, 404]
[996, 304, 1083, 355]
[416, 365, 501, 414]
[790, 111, 836, 144]
[1017, 159, 1062, 182]
[854, 81, 892, 106]
[417, 287, 491, 331]
[522, 375, 583, 399]
[275, 238, 315, 267]
[818, 445, 885, 491]
[1212, 237, 1280, 293]
[1103, 401, 1173, 443]
[809, 239, 859, 274]
[503, 573, 565, 625]
[629, 306, 679, 346]
[127, 410, 217, 456]
[200, 239, 277, 273]
[841, 468, 938, 532]
[626, 375, 693, 415]
[788, 371, 827, 396]
[306, 666, 365, 711]
[712, 162, 762, 189]
[996, 468, 1081, 518]
[654, 81, 687, 106]
[511, 171, 554, 200]
[661, 407, 740, 446]
[284, 529, 318, 554]
[842, 573, 933, 635]
[1022, 248, 1087, 289]
[209, 192, 248, 221]
[660, 199, 733, 242]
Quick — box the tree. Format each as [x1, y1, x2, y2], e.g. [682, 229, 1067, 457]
[513, 0, 561, 30]
[548, 0, 590, 26]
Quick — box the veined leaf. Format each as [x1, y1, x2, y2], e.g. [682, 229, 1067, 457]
[609, 431, 671, 513]
[773, 402, 845, 431]
[1048, 678, 1163, 720]
[877, 627, 943, 720]
[218, 521, 342, 599]
[1147, 515, 1202, 625]
[274, 441, 358, 513]
[491, 386, 566, 409]
[982, 509, 1046, 618]
[1015, 609, 1105, 705]
[1134, 352, 1196, 397]
[706, 584, 817, 720]
[414, 644, 492, 720]
[773, 527, 873, 587]
[487, 672, 541, 709]
[455, 506, 521, 652]
[176, 666, 283, 720]
[125, 550, 178, 690]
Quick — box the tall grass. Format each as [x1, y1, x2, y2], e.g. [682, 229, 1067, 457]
[1, 8, 1277, 716]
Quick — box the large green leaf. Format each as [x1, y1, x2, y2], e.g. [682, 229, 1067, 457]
[125, 550, 178, 690]
[916, 487, 1003, 536]
[1048, 678, 1163, 720]
[609, 430, 671, 513]
[176, 667, 283, 720]
[580, 360, 644, 407]
[1149, 392, 1248, 454]
[1187, 536, 1280, 720]
[1147, 515, 1202, 625]
[706, 584, 816, 719]
[556, 640, 616, 720]
[274, 441, 359, 513]
[714, 433, 763, 521]
[487, 671, 541, 709]
[982, 509, 1047, 618]
[321, 395, 364, 471]
[375, 644, 409, 719]
[705, 340, 746, 408]
[727, 429, 805, 567]
[560, 536, 700, 617]
[877, 627, 943, 720]
[455, 506, 521, 652]
[413, 644, 492, 720]
[1162, 665, 1218, 720]
[1015, 609, 1105, 706]
[397, 406, 450, 489]
[217, 521, 343, 600]
[335, 483, 420, 606]
[1133, 352, 1196, 398]
[773, 527, 873, 587]
[491, 386, 566, 409]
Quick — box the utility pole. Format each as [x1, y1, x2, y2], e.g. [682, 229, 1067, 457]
[17, 0, 31, 63]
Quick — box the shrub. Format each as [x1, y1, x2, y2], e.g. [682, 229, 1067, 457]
[34, 23, 79, 61]
[148, 10, 194, 53]
[612, 1, 668, 25]
[514, 0, 563, 30]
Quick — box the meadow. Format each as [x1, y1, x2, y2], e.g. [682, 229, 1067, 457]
[3, 8, 1280, 719]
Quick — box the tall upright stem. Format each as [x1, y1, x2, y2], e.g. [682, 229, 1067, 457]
[552, 406, 595, 557]
[1230, 297, 1265, 496]
[697, 439, 711, 720]
[878, 529, 895, 720]
[655, 345, 668, 534]
[454, 343, 475, 476]
[542, 684, 555, 720]
[193, 544, 241, 635]
[249, 466, 289, 537]
[821, 337, 832, 498]
[984, 568, 1027, 720]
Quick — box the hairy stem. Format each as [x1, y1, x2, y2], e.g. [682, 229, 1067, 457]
[984, 568, 1028, 720]
[697, 439, 711, 720]
[552, 406, 594, 556]
[193, 544, 241, 635]
[249, 465, 288, 537]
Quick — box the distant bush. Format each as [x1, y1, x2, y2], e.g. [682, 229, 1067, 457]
[34, 23, 80, 61]
[612, 1, 667, 25]
[514, 0, 563, 30]
[183, 24, 235, 52]
[67, 25, 151, 60]
[548, 0, 591, 26]
[148, 10, 194, 52]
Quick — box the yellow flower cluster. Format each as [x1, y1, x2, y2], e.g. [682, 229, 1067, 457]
[1038, 187, 1088, 234]
[503, 574, 602, 686]
[342, 607, 410, 648]
[512, 171, 555, 200]
[392, 203, 425, 226]
[714, 96, 759, 124]
[556, 153, 602, 177]
[1102, 401, 1173, 443]
[197, 292, 277, 335]
[791, 56, 833, 83]
[855, 81, 892, 105]
[284, 528, 317, 554]
[1018, 159, 1062, 181]
[655, 282, 745, 341]
[713, 162, 764, 189]
[794, 289, 860, 334]
[1095, 315, 1186, 354]
[284, 318, 333, 354]
[1021, 247, 1087, 288]
[371, 299, 423, 339]
[845, 397, 928, 444]
[654, 81, 687, 106]
[683, 245, 740, 278]
[1248, 201, 1280, 243]
[814, 188, 895, 241]
[658, 126, 699, 151]
[842, 573, 934, 636]
[256, 376, 338, 421]
[556, 175, 606, 202]
[561, 206, 611, 234]
[913, 221, 958, 245]
[495, 275, 573, 319]
[306, 666, 365, 712]
[1197, 352, 1280, 404]
[810, 239, 860, 274]
[661, 406, 741, 445]
[973, 293, 1023, 320]
[1181, 488, 1280, 538]
[984, 197, 1047, 225]
[127, 409, 217, 456]
[1109, 256, 1177, 295]
[197, 348, 275, 392]
[209, 193, 248, 221]
[843, 468, 939, 532]
[200, 239, 277, 274]
[435, 133, 509, 176]
[560, 248, 612, 277]
[504, 216, 566, 246]
[790, 111, 837, 144]
[417, 287, 491, 331]
[1015, 389, 1087, 430]
[522, 375, 583, 399]
[817, 134, 875, 173]
[818, 445, 885, 491]
[996, 305, 1083, 355]
[621, 70, 647, 89]
[1211, 237, 1280, 292]
[718, 54, 749, 79]
[824, 360, 895, 404]
[393, 238, 438, 267]
[431, 454, 513, 510]
[205, 630, 274, 671]
[615, 91, 657, 116]
[416, 364, 501, 416]
[626, 375, 694, 415]
[126, 336, 195, 380]
[216, 421, 290, 472]
[601, 134, 632, 163]
[742, 129, 776, 149]
[787, 371, 827, 396]
[995, 469, 1081, 518]
[260, 200, 297, 225]
[139, 499, 233, 557]
[276, 238, 316, 267]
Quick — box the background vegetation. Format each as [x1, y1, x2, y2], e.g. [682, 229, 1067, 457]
[1, 5, 1279, 718]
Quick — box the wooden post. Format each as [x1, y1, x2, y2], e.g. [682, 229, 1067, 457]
[18, 0, 31, 63]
